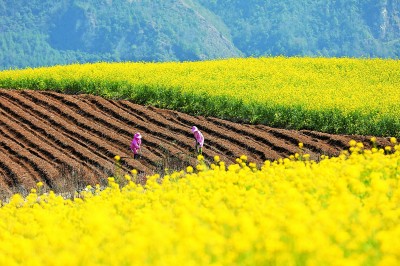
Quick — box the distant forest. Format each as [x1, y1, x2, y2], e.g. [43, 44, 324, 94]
[0, 0, 399, 69]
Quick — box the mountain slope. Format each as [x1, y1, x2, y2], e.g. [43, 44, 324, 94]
[0, 0, 399, 70]
[199, 0, 400, 57]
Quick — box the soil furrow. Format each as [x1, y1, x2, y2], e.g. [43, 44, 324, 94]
[0, 95, 110, 182]
[28, 91, 197, 171]
[163, 112, 271, 161]
[0, 132, 43, 184]
[0, 144, 26, 187]
[18, 91, 128, 159]
[77, 96, 201, 159]
[117, 102, 250, 161]
[207, 117, 294, 158]
[0, 114, 64, 167]
[0, 107, 73, 160]
[0, 89, 394, 191]
[0, 116, 90, 183]
[32, 91, 168, 168]
[0, 140, 54, 188]
[6, 91, 130, 172]
[84, 97, 193, 147]
[87, 97, 243, 165]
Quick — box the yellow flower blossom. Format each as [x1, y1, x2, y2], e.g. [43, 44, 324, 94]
[349, 140, 357, 147]
[186, 166, 194, 173]
[0, 145, 399, 265]
[240, 155, 247, 162]
[1, 57, 399, 137]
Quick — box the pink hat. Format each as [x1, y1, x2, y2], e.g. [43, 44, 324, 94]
[134, 132, 142, 139]
[191, 126, 198, 133]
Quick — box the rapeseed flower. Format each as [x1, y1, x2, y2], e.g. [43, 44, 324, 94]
[349, 140, 357, 147]
[186, 166, 194, 173]
[0, 145, 399, 265]
[1, 57, 399, 136]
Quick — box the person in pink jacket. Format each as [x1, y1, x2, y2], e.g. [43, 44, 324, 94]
[130, 132, 142, 159]
[191, 126, 204, 155]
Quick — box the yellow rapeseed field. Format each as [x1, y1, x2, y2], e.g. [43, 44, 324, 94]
[1, 141, 399, 266]
[2, 57, 399, 114]
[1, 57, 399, 136]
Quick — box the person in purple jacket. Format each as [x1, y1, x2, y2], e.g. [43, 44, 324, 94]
[191, 126, 204, 155]
[130, 132, 142, 159]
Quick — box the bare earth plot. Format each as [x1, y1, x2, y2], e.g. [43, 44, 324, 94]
[0, 89, 391, 192]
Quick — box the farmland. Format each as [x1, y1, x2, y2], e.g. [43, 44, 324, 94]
[0, 57, 399, 265]
[0, 89, 392, 194]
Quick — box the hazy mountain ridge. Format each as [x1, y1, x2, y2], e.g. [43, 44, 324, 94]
[0, 0, 399, 69]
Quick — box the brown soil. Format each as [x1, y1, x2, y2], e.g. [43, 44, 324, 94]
[0, 89, 392, 193]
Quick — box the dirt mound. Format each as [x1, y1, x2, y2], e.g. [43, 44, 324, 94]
[0, 89, 392, 193]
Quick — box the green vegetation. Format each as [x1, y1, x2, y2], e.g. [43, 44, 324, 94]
[1, 57, 399, 137]
[1, 0, 399, 70]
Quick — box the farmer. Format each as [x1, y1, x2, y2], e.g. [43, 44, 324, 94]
[130, 132, 142, 159]
[191, 126, 204, 155]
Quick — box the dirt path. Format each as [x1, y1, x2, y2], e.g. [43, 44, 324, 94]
[0, 89, 392, 192]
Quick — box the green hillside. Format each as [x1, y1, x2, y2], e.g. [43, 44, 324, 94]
[0, 0, 399, 69]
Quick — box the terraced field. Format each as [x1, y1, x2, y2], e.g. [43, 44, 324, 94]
[0, 89, 391, 192]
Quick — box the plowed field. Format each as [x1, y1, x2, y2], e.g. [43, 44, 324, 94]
[0, 89, 391, 193]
